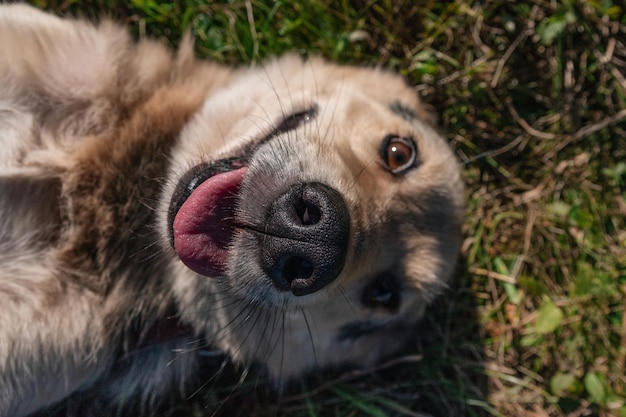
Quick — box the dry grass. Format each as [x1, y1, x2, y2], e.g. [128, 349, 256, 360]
[33, 1, 626, 416]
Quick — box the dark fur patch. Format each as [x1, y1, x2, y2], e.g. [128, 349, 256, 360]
[389, 101, 420, 122]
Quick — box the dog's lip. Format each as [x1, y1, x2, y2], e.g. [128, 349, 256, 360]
[167, 105, 319, 229]
[167, 140, 264, 277]
[168, 157, 248, 229]
[171, 165, 247, 277]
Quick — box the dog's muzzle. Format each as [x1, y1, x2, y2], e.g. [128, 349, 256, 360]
[259, 182, 350, 296]
[170, 160, 350, 296]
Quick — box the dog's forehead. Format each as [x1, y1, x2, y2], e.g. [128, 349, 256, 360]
[243, 56, 421, 116]
[179, 57, 421, 157]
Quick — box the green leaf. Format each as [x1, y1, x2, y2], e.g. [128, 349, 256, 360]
[493, 257, 522, 304]
[568, 205, 594, 229]
[547, 201, 572, 219]
[535, 300, 563, 334]
[602, 161, 626, 186]
[536, 10, 577, 45]
[519, 333, 542, 347]
[584, 372, 606, 405]
[605, 5, 623, 19]
[572, 260, 619, 298]
[493, 257, 509, 275]
[537, 20, 567, 45]
[503, 282, 522, 305]
[550, 372, 576, 395]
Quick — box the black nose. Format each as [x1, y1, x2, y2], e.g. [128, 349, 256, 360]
[259, 183, 350, 296]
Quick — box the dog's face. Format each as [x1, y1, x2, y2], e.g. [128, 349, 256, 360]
[161, 55, 464, 382]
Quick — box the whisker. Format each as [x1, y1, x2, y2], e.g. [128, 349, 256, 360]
[301, 307, 318, 368]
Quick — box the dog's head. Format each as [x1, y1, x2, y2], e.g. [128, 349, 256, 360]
[161, 55, 465, 382]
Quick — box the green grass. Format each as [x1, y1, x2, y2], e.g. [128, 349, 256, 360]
[33, 1, 626, 416]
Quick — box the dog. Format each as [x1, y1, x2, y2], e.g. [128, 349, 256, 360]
[0, 4, 465, 416]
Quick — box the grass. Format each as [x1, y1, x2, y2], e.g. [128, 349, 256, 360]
[32, 0, 626, 416]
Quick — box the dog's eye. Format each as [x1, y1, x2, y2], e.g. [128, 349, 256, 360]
[362, 275, 400, 311]
[256, 107, 318, 151]
[381, 135, 417, 175]
[274, 107, 317, 134]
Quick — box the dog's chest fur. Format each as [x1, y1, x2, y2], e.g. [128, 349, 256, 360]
[59, 90, 200, 293]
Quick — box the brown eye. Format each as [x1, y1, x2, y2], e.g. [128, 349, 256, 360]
[381, 135, 417, 175]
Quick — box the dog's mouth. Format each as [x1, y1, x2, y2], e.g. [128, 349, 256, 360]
[166, 107, 350, 296]
[168, 106, 319, 278]
[170, 155, 351, 297]
[168, 157, 248, 277]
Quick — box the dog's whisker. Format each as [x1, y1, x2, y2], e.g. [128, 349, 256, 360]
[338, 283, 358, 319]
[301, 307, 319, 368]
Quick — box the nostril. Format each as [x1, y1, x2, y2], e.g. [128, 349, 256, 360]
[280, 255, 314, 284]
[294, 200, 321, 225]
[261, 182, 350, 295]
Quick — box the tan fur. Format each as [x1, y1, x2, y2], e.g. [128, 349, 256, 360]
[0, 5, 464, 416]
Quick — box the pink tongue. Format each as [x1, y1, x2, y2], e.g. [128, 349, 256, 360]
[172, 167, 247, 277]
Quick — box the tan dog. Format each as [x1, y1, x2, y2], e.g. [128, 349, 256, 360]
[0, 4, 465, 416]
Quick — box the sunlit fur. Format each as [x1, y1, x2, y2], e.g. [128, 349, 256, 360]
[0, 5, 464, 416]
